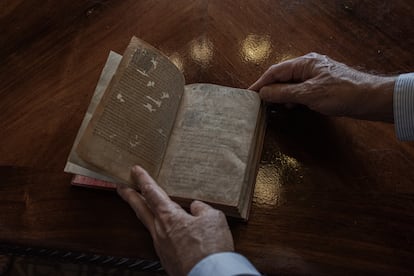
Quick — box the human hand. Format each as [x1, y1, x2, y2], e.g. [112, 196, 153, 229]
[249, 53, 396, 122]
[117, 166, 234, 276]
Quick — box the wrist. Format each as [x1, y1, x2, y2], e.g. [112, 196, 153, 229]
[360, 75, 396, 122]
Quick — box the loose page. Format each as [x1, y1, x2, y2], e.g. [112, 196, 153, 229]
[64, 51, 121, 182]
[157, 84, 261, 206]
[76, 37, 184, 185]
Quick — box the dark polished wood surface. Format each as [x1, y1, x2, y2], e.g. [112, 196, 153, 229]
[1, 0, 414, 274]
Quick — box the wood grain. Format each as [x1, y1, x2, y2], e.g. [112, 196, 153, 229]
[1, 0, 414, 274]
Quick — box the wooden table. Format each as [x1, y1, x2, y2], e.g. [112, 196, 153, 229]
[1, 0, 414, 274]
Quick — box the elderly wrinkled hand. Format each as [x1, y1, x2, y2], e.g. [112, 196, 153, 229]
[250, 52, 396, 122]
[117, 166, 234, 276]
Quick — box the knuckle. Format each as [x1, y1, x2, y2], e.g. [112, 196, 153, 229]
[139, 182, 153, 197]
[301, 53, 332, 76]
[158, 202, 180, 217]
[159, 211, 173, 223]
[123, 189, 136, 200]
[304, 52, 319, 59]
[302, 80, 314, 90]
[307, 52, 317, 56]
[301, 80, 320, 94]
[160, 213, 185, 233]
[304, 52, 328, 63]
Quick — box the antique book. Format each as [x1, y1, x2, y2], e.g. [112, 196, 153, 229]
[65, 37, 266, 220]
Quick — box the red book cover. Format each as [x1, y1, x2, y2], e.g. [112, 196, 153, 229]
[71, 175, 117, 190]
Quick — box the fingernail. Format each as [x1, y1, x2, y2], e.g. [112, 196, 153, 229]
[131, 165, 141, 174]
[130, 165, 144, 189]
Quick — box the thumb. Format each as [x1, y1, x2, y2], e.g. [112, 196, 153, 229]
[259, 82, 306, 104]
[190, 200, 213, 216]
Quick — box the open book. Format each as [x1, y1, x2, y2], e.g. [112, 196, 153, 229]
[65, 37, 266, 220]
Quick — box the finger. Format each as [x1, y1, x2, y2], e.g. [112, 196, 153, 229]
[117, 184, 156, 235]
[249, 57, 305, 91]
[259, 83, 307, 104]
[190, 200, 214, 216]
[131, 166, 184, 215]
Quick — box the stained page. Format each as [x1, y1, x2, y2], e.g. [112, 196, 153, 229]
[76, 37, 184, 185]
[64, 51, 121, 182]
[158, 84, 261, 206]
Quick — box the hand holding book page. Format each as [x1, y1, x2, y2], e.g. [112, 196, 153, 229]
[72, 37, 266, 219]
[118, 165, 235, 276]
[249, 52, 396, 122]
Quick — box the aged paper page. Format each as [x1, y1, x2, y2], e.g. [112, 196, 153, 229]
[157, 84, 261, 207]
[238, 105, 266, 219]
[76, 37, 184, 184]
[64, 51, 121, 182]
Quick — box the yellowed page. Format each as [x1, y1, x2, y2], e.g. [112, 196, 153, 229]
[157, 84, 261, 207]
[64, 51, 121, 182]
[76, 37, 184, 185]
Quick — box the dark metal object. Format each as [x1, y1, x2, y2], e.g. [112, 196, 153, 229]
[0, 244, 162, 271]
